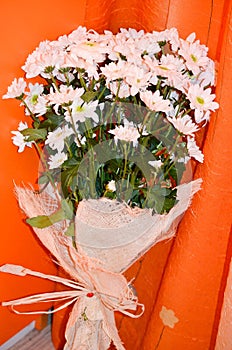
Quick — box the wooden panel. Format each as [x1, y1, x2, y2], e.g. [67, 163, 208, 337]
[8, 325, 54, 350]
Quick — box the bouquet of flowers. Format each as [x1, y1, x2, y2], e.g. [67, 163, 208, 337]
[1, 26, 218, 349]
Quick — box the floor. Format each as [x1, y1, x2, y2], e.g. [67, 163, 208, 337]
[8, 325, 55, 350]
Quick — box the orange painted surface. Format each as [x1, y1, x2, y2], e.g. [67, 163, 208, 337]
[0, 0, 86, 345]
[1, 0, 231, 349]
[141, 1, 232, 350]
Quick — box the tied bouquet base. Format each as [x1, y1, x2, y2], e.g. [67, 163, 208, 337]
[0, 178, 201, 350]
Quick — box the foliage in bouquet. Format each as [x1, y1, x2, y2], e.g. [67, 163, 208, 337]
[3, 26, 219, 235]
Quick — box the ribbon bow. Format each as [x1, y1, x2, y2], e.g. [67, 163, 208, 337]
[0, 260, 144, 350]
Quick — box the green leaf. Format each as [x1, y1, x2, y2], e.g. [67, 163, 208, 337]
[61, 164, 79, 197]
[64, 222, 75, 236]
[81, 91, 99, 103]
[26, 207, 65, 228]
[33, 120, 40, 128]
[62, 157, 79, 168]
[38, 173, 50, 185]
[26, 215, 53, 228]
[40, 113, 64, 129]
[61, 199, 74, 220]
[162, 197, 177, 213]
[21, 128, 47, 141]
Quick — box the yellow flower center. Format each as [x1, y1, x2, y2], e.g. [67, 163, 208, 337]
[86, 42, 94, 47]
[196, 96, 205, 105]
[30, 94, 38, 105]
[191, 54, 197, 63]
[159, 66, 169, 71]
[75, 105, 84, 112]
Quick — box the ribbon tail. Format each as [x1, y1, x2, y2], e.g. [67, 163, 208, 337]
[101, 306, 126, 350]
[118, 301, 145, 318]
[2, 290, 81, 315]
[0, 263, 85, 290]
[0, 264, 88, 315]
[64, 298, 111, 350]
[64, 299, 82, 350]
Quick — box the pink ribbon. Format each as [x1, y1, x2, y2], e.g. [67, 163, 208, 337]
[0, 263, 144, 350]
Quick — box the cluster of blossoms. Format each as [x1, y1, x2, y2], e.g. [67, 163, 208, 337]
[3, 26, 219, 226]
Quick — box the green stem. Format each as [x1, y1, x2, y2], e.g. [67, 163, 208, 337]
[64, 139, 73, 157]
[49, 73, 59, 91]
[175, 98, 187, 116]
[130, 167, 139, 189]
[64, 72, 71, 86]
[67, 107, 84, 155]
[150, 123, 170, 136]
[88, 146, 96, 198]
[156, 79, 162, 91]
[162, 85, 169, 99]
[33, 142, 60, 203]
[84, 120, 92, 139]
[19, 98, 36, 121]
[105, 101, 119, 132]
[122, 143, 128, 180]
[115, 80, 122, 101]
[79, 71, 88, 91]
[132, 95, 138, 105]
[98, 85, 107, 101]
[140, 110, 152, 134]
[181, 108, 192, 117]
[160, 135, 181, 181]
[163, 159, 177, 179]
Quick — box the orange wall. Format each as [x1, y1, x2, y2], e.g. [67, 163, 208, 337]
[0, 0, 86, 345]
[141, 1, 232, 349]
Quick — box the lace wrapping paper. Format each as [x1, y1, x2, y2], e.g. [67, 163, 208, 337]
[0, 178, 202, 349]
[75, 179, 202, 272]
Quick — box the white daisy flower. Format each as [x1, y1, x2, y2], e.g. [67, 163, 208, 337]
[3, 78, 26, 99]
[167, 114, 199, 136]
[65, 99, 99, 124]
[48, 151, 68, 169]
[109, 119, 140, 147]
[23, 83, 46, 116]
[140, 90, 172, 113]
[187, 85, 219, 123]
[45, 125, 73, 152]
[100, 60, 128, 83]
[187, 136, 204, 163]
[106, 180, 116, 192]
[69, 41, 107, 63]
[108, 81, 131, 99]
[197, 59, 216, 87]
[179, 33, 210, 75]
[47, 85, 84, 114]
[125, 65, 151, 96]
[11, 121, 33, 153]
[148, 160, 163, 169]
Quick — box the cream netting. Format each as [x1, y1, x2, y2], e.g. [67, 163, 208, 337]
[15, 179, 201, 273]
[75, 179, 202, 272]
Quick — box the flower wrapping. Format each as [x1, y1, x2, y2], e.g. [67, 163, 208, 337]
[1, 178, 201, 349]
